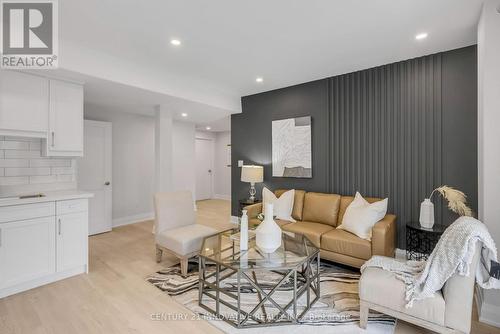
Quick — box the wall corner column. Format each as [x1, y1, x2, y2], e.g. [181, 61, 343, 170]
[477, 0, 500, 328]
[155, 105, 173, 193]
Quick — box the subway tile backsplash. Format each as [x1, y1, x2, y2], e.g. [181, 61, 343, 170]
[0, 136, 76, 194]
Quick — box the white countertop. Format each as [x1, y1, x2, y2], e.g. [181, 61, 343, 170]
[0, 190, 94, 207]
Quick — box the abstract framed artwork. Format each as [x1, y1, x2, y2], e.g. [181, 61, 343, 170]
[272, 116, 312, 178]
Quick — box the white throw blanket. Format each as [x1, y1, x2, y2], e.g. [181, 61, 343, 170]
[361, 216, 500, 307]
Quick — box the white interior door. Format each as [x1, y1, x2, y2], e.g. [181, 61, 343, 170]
[77, 120, 112, 235]
[195, 138, 213, 200]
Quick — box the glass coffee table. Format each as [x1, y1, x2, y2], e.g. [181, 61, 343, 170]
[198, 228, 320, 328]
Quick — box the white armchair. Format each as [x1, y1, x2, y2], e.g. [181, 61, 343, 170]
[154, 191, 217, 276]
[359, 242, 481, 334]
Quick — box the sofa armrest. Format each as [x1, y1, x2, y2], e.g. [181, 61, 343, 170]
[371, 214, 397, 257]
[244, 203, 263, 219]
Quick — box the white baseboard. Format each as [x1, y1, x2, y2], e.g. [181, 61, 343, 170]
[113, 212, 154, 227]
[213, 194, 231, 201]
[480, 302, 500, 328]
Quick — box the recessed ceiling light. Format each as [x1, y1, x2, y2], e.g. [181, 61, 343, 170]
[206, 126, 211, 130]
[170, 39, 181, 46]
[415, 33, 428, 40]
[181, 113, 188, 117]
[256, 77, 264, 83]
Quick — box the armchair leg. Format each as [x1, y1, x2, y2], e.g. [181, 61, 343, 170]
[180, 257, 188, 277]
[155, 247, 163, 263]
[360, 300, 369, 329]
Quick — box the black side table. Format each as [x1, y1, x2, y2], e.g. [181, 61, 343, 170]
[406, 222, 447, 261]
[238, 199, 262, 216]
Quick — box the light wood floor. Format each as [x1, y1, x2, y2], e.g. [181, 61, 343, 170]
[0, 199, 498, 334]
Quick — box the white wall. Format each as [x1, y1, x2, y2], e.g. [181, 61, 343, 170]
[214, 131, 231, 199]
[84, 106, 156, 226]
[85, 105, 199, 226]
[477, 0, 500, 327]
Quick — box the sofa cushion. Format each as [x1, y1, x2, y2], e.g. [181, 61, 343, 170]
[249, 218, 261, 227]
[263, 188, 296, 222]
[281, 221, 333, 247]
[337, 192, 388, 240]
[275, 189, 306, 221]
[337, 195, 382, 226]
[302, 192, 341, 226]
[360, 267, 445, 326]
[321, 229, 372, 260]
[156, 224, 217, 256]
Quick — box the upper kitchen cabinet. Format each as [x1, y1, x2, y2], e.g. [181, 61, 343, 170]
[0, 72, 84, 157]
[45, 79, 84, 157]
[0, 71, 49, 137]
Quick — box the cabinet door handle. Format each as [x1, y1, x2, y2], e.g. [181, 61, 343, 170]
[51, 131, 55, 147]
[58, 219, 61, 235]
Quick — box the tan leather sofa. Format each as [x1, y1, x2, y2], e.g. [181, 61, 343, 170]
[245, 189, 397, 268]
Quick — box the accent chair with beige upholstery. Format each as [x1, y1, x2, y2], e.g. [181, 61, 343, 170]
[359, 242, 482, 334]
[154, 191, 217, 276]
[245, 189, 397, 268]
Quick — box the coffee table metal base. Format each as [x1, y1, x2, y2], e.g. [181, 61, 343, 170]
[198, 253, 320, 328]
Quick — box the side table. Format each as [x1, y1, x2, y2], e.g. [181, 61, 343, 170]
[406, 222, 447, 261]
[238, 199, 262, 216]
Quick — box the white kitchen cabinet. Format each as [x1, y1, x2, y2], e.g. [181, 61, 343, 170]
[46, 79, 84, 156]
[0, 194, 91, 298]
[0, 71, 49, 137]
[0, 72, 85, 157]
[0, 216, 56, 290]
[56, 211, 88, 273]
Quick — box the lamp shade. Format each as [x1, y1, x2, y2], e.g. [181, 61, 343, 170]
[241, 165, 264, 183]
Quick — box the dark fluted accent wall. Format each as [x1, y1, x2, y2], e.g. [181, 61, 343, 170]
[232, 46, 477, 248]
[327, 55, 444, 245]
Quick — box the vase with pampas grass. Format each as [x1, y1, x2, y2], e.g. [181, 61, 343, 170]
[419, 185, 473, 228]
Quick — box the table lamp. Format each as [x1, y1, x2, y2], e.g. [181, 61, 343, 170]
[241, 165, 263, 202]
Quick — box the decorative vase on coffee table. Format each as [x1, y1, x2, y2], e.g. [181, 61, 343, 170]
[256, 203, 282, 253]
[239, 210, 249, 251]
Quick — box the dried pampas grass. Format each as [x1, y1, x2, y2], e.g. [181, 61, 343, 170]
[430, 185, 473, 217]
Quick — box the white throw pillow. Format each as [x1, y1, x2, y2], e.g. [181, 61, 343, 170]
[337, 192, 388, 240]
[262, 187, 296, 222]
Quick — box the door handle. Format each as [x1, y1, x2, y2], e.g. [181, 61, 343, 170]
[51, 131, 55, 147]
[58, 219, 61, 235]
[208, 170, 212, 173]
[104, 181, 111, 186]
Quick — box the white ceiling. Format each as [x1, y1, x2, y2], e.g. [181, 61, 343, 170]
[57, 0, 484, 129]
[195, 116, 231, 133]
[29, 68, 232, 127]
